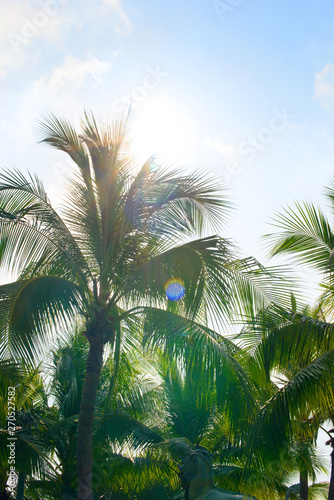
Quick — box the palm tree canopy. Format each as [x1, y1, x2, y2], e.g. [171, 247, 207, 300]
[0, 112, 238, 360]
[264, 180, 334, 314]
[0, 111, 291, 365]
[0, 111, 300, 500]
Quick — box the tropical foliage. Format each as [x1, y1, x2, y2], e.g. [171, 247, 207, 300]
[0, 112, 333, 500]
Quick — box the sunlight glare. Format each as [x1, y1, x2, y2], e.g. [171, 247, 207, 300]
[130, 95, 196, 165]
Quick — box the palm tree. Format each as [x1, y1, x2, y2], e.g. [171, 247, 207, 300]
[264, 179, 334, 316]
[0, 111, 293, 499]
[0, 360, 50, 500]
[0, 111, 247, 500]
[240, 301, 334, 499]
[24, 326, 164, 500]
[322, 426, 334, 500]
[263, 179, 334, 498]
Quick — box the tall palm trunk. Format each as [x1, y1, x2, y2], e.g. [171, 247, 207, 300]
[299, 470, 308, 500]
[329, 448, 334, 500]
[15, 468, 25, 500]
[77, 334, 104, 500]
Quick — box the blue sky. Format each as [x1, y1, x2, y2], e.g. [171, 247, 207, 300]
[2, 0, 334, 266]
[1, 0, 334, 479]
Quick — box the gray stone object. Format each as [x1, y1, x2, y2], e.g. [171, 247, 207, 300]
[178, 446, 257, 500]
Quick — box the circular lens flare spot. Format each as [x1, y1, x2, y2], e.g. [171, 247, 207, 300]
[165, 278, 185, 301]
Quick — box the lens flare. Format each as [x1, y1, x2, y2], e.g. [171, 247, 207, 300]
[164, 278, 185, 301]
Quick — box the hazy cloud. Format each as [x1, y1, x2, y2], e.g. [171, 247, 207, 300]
[14, 54, 113, 152]
[0, 0, 71, 77]
[102, 0, 132, 36]
[314, 63, 334, 108]
[37, 55, 112, 93]
[204, 137, 236, 157]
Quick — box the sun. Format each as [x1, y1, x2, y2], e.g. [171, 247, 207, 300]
[129, 94, 196, 166]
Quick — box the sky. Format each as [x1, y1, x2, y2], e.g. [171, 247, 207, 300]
[1, 0, 334, 260]
[1, 0, 334, 481]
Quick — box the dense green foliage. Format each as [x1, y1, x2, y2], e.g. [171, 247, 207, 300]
[0, 113, 333, 500]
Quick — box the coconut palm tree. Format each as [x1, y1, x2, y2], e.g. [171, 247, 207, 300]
[0, 359, 50, 500]
[24, 325, 164, 500]
[0, 110, 239, 500]
[240, 301, 334, 499]
[322, 426, 334, 500]
[0, 111, 292, 499]
[264, 178, 334, 316]
[263, 178, 334, 498]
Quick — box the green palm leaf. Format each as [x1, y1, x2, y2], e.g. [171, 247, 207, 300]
[266, 201, 334, 271]
[0, 277, 81, 363]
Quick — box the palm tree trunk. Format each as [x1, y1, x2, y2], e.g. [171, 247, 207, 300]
[15, 468, 25, 500]
[300, 470, 308, 500]
[77, 335, 104, 500]
[329, 449, 334, 500]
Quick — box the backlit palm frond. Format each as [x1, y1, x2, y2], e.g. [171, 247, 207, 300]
[91, 451, 179, 500]
[0, 277, 81, 364]
[117, 158, 153, 238]
[0, 169, 92, 286]
[94, 410, 163, 450]
[60, 173, 102, 274]
[145, 166, 232, 237]
[241, 303, 334, 380]
[308, 482, 331, 499]
[156, 353, 217, 443]
[265, 201, 334, 271]
[121, 236, 234, 323]
[142, 308, 257, 429]
[141, 307, 235, 359]
[226, 257, 297, 321]
[97, 319, 160, 422]
[81, 110, 130, 166]
[324, 176, 334, 213]
[80, 111, 130, 186]
[37, 115, 101, 261]
[36, 113, 92, 189]
[246, 349, 334, 465]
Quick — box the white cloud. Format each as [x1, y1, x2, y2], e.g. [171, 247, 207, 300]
[204, 137, 236, 157]
[0, 52, 117, 205]
[314, 63, 334, 108]
[0, 0, 131, 77]
[14, 54, 113, 152]
[0, 52, 19, 78]
[37, 55, 112, 93]
[0, 0, 70, 77]
[24, 55, 112, 113]
[102, 0, 132, 36]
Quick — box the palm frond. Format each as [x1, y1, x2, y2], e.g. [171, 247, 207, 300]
[246, 349, 334, 465]
[142, 308, 257, 428]
[265, 201, 334, 271]
[242, 303, 334, 379]
[121, 236, 234, 323]
[0, 277, 81, 363]
[0, 169, 92, 288]
[145, 166, 232, 236]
